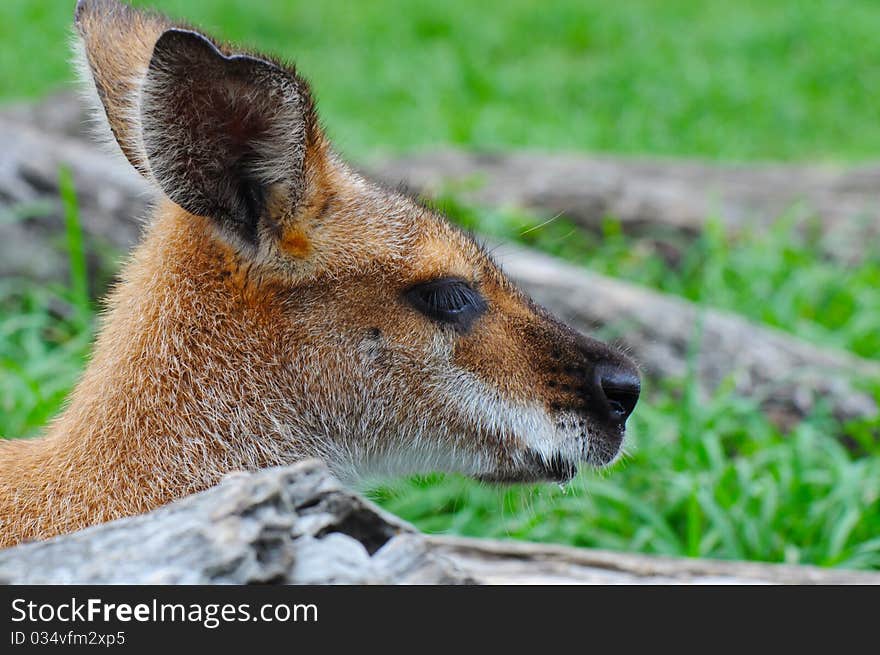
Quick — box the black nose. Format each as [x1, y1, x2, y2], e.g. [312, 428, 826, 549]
[596, 363, 640, 424]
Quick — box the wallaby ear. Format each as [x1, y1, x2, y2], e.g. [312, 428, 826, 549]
[74, 0, 172, 177]
[75, 0, 323, 248]
[141, 29, 315, 245]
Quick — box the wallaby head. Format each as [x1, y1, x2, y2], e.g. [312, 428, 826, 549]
[0, 0, 639, 546]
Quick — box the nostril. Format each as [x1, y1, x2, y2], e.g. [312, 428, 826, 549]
[605, 393, 637, 421]
[597, 365, 641, 423]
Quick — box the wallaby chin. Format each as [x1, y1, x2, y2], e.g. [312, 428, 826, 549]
[0, 0, 640, 549]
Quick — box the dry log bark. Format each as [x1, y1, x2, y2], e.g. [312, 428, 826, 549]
[0, 119, 151, 284]
[426, 535, 880, 584]
[2, 460, 877, 584]
[7, 92, 880, 261]
[0, 460, 473, 584]
[367, 150, 880, 263]
[0, 105, 877, 425]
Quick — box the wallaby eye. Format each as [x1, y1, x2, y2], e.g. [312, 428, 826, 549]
[404, 278, 487, 332]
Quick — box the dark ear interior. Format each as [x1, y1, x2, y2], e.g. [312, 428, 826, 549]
[141, 29, 311, 246]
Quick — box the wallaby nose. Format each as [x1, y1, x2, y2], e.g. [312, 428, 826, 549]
[595, 362, 641, 424]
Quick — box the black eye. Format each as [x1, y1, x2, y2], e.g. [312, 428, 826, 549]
[404, 277, 487, 332]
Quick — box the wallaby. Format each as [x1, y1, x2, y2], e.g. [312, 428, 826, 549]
[0, 0, 640, 549]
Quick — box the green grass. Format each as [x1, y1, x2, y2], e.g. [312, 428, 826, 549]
[0, 283, 92, 440]
[59, 167, 91, 318]
[3, 0, 880, 161]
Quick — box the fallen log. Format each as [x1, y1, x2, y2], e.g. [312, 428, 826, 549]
[0, 120, 151, 285]
[0, 117, 876, 425]
[367, 150, 880, 263]
[427, 535, 880, 585]
[2, 460, 876, 584]
[0, 90, 92, 141]
[0, 460, 471, 584]
[6, 92, 880, 263]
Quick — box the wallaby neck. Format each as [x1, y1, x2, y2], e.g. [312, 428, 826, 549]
[0, 205, 297, 546]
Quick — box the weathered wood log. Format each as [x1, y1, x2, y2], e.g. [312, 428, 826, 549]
[426, 535, 880, 584]
[0, 460, 473, 584]
[6, 92, 880, 263]
[0, 119, 151, 284]
[0, 112, 876, 425]
[0, 90, 93, 141]
[2, 460, 877, 584]
[367, 150, 880, 263]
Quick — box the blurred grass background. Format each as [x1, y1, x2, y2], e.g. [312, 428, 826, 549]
[3, 0, 880, 160]
[1, 0, 879, 568]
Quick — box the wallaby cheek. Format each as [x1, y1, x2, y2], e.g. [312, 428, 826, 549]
[452, 313, 545, 405]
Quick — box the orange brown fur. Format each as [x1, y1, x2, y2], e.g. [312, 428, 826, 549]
[0, 0, 639, 548]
